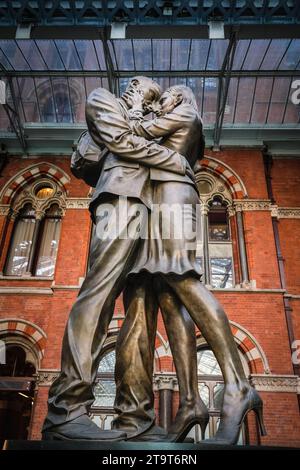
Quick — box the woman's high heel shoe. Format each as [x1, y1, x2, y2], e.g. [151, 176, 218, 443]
[205, 386, 267, 445]
[167, 406, 209, 442]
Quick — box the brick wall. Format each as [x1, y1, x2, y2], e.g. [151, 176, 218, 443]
[0, 150, 299, 447]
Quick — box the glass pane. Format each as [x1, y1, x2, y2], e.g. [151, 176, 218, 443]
[152, 40, 171, 70]
[208, 210, 230, 241]
[242, 40, 270, 70]
[232, 40, 251, 70]
[85, 77, 104, 97]
[54, 40, 82, 70]
[17, 77, 40, 122]
[198, 383, 209, 407]
[0, 40, 30, 70]
[210, 258, 233, 288]
[133, 39, 152, 70]
[279, 39, 300, 70]
[51, 77, 72, 122]
[35, 77, 56, 122]
[16, 40, 47, 70]
[0, 47, 13, 70]
[6, 216, 35, 276]
[35, 187, 55, 199]
[93, 40, 107, 70]
[284, 78, 300, 124]
[207, 40, 229, 71]
[171, 40, 191, 70]
[93, 380, 116, 408]
[213, 383, 224, 410]
[186, 77, 204, 110]
[69, 77, 86, 122]
[223, 77, 238, 124]
[260, 39, 291, 70]
[251, 77, 273, 124]
[189, 40, 211, 70]
[234, 78, 256, 124]
[267, 77, 290, 124]
[112, 40, 134, 71]
[202, 77, 218, 124]
[197, 349, 222, 375]
[11, 78, 25, 123]
[74, 40, 99, 70]
[35, 40, 65, 70]
[0, 102, 11, 130]
[98, 350, 116, 373]
[35, 215, 61, 277]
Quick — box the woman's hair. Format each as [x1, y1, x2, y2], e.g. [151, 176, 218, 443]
[167, 85, 199, 112]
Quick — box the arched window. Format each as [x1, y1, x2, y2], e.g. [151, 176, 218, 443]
[208, 196, 233, 288]
[196, 173, 235, 288]
[91, 349, 116, 431]
[35, 204, 62, 277]
[0, 343, 36, 444]
[3, 180, 64, 278]
[186, 347, 248, 444]
[5, 204, 36, 276]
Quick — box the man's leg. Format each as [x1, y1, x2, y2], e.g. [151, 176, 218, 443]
[43, 198, 144, 435]
[112, 274, 160, 438]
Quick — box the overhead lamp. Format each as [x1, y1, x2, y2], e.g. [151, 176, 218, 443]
[15, 23, 32, 39]
[208, 21, 225, 39]
[110, 22, 127, 39]
[163, 2, 173, 16]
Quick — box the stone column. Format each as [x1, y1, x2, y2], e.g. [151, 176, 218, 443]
[154, 374, 178, 431]
[234, 203, 250, 284]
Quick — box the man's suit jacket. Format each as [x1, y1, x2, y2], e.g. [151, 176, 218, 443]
[83, 87, 194, 215]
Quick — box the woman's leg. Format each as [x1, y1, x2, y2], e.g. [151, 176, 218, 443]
[156, 277, 209, 438]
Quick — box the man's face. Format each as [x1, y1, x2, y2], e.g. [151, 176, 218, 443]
[157, 91, 177, 116]
[122, 79, 159, 114]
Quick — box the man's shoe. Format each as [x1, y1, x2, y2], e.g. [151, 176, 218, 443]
[42, 414, 127, 441]
[127, 425, 169, 442]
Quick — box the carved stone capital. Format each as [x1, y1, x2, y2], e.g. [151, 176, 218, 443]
[153, 374, 178, 391]
[250, 374, 299, 393]
[271, 205, 279, 218]
[227, 206, 236, 217]
[37, 369, 60, 387]
[66, 198, 90, 209]
[0, 205, 10, 216]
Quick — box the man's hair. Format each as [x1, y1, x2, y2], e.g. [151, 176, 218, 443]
[130, 76, 162, 101]
[167, 85, 199, 112]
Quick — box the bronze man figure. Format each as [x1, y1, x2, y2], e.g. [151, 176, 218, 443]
[42, 77, 195, 441]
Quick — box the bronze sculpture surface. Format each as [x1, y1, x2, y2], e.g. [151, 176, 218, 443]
[42, 77, 266, 445]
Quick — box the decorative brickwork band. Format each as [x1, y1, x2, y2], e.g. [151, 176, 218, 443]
[0, 318, 47, 361]
[0, 162, 71, 205]
[199, 157, 247, 199]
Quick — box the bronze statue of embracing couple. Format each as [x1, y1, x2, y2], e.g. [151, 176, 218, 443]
[42, 76, 266, 445]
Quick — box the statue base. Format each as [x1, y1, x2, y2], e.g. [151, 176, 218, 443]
[3, 440, 295, 451]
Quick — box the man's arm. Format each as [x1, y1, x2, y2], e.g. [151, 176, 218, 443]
[129, 108, 187, 140]
[85, 88, 187, 176]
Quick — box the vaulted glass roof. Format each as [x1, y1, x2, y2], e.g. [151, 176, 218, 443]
[0, 37, 299, 152]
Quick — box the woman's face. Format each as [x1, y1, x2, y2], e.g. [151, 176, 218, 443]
[157, 91, 177, 116]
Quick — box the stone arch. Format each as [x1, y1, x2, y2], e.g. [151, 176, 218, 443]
[198, 156, 248, 200]
[0, 318, 47, 366]
[0, 162, 70, 205]
[196, 320, 269, 375]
